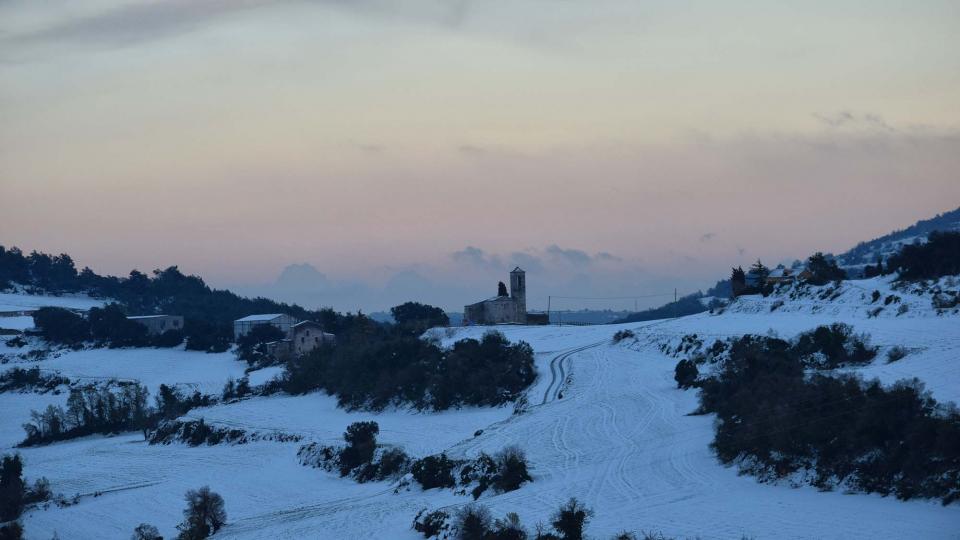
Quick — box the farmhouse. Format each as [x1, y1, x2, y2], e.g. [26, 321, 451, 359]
[464, 267, 528, 325]
[233, 313, 298, 340]
[264, 321, 336, 360]
[126, 315, 183, 336]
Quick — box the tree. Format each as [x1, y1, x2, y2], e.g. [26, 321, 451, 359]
[804, 252, 846, 285]
[390, 302, 449, 335]
[551, 499, 592, 540]
[748, 260, 770, 287]
[730, 266, 747, 297]
[340, 421, 379, 475]
[177, 486, 226, 540]
[131, 523, 163, 540]
[32, 307, 90, 345]
[0, 454, 25, 522]
[498, 281, 509, 297]
[455, 504, 492, 540]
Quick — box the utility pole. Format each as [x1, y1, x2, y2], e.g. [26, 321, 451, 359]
[547, 295, 552, 324]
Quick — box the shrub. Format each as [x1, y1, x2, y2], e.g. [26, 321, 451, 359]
[455, 504, 492, 540]
[131, 523, 163, 540]
[492, 446, 532, 493]
[412, 454, 457, 490]
[551, 498, 593, 540]
[0, 523, 23, 540]
[32, 307, 89, 345]
[886, 346, 908, 363]
[674, 359, 698, 389]
[339, 422, 380, 476]
[897, 304, 910, 316]
[154, 329, 185, 348]
[612, 330, 635, 344]
[793, 323, 877, 368]
[490, 513, 527, 540]
[376, 448, 411, 479]
[176, 486, 226, 540]
[413, 509, 449, 538]
[698, 334, 960, 504]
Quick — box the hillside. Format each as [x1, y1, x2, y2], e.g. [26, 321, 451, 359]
[2, 272, 958, 538]
[837, 205, 960, 267]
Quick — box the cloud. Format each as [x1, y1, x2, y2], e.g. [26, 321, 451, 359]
[452, 246, 501, 268]
[812, 111, 896, 132]
[9, 0, 473, 49]
[699, 232, 716, 243]
[14, 0, 271, 48]
[545, 245, 593, 266]
[595, 252, 623, 263]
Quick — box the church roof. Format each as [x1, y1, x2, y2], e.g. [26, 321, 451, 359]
[511, 266, 524, 273]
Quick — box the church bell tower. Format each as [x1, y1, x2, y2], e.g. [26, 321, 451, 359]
[510, 267, 527, 323]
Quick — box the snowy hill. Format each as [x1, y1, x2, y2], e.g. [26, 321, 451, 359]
[2, 282, 958, 539]
[837, 205, 960, 268]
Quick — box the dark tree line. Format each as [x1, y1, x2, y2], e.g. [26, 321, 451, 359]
[20, 382, 212, 447]
[696, 334, 960, 504]
[283, 331, 535, 411]
[414, 497, 593, 540]
[885, 231, 960, 280]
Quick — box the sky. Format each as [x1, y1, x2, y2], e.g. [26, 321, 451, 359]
[1, 0, 959, 312]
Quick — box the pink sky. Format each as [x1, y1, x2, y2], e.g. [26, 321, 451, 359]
[2, 1, 959, 310]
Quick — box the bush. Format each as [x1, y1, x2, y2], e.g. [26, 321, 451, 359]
[551, 498, 593, 540]
[412, 454, 457, 490]
[413, 509, 449, 538]
[339, 422, 379, 476]
[0, 367, 68, 393]
[886, 346, 908, 363]
[673, 359, 698, 389]
[176, 486, 226, 540]
[793, 323, 877, 368]
[698, 334, 960, 503]
[0, 523, 23, 540]
[492, 446, 532, 493]
[154, 329, 185, 348]
[32, 307, 89, 345]
[131, 523, 163, 540]
[612, 330, 635, 344]
[455, 504, 492, 540]
[391, 302, 449, 335]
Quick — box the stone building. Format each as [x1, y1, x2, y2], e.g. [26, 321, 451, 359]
[127, 315, 183, 336]
[264, 320, 336, 360]
[464, 267, 528, 325]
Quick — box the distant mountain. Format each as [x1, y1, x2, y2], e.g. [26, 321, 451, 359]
[837, 206, 960, 268]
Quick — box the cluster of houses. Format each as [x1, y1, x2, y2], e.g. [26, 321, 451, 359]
[233, 313, 335, 360]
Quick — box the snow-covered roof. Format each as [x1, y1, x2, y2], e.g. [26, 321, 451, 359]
[235, 313, 286, 322]
[292, 320, 322, 329]
[127, 315, 179, 320]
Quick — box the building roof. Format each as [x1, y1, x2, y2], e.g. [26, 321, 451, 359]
[234, 313, 286, 323]
[291, 320, 323, 329]
[127, 315, 179, 320]
[511, 266, 524, 273]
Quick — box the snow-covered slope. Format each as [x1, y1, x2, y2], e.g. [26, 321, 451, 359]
[4, 280, 959, 539]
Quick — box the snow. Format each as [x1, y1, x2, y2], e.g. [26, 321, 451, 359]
[0, 315, 34, 331]
[182, 393, 513, 456]
[0, 292, 106, 313]
[234, 314, 285, 322]
[3, 346, 247, 396]
[4, 280, 960, 539]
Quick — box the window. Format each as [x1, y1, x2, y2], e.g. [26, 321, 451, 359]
[301, 337, 305, 344]
[315, 337, 319, 344]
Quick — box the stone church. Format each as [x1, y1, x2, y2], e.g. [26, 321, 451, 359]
[463, 267, 527, 325]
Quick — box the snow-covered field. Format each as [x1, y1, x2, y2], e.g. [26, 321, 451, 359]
[0, 291, 105, 313]
[3, 280, 959, 539]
